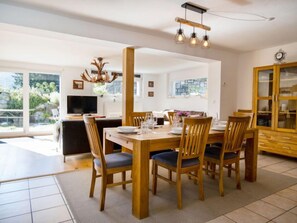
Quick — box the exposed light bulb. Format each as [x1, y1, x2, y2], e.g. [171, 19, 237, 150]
[202, 35, 210, 48]
[175, 28, 186, 43]
[189, 32, 199, 46]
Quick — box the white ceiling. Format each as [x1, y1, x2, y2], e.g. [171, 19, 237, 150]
[1, 0, 297, 73]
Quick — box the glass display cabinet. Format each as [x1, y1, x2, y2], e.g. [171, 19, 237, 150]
[253, 62, 297, 157]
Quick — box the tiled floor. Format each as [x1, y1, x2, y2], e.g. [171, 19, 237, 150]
[0, 176, 75, 223]
[0, 153, 297, 222]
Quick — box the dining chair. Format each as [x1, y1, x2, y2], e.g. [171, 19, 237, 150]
[152, 117, 212, 209]
[167, 111, 176, 125]
[83, 115, 132, 211]
[204, 116, 250, 196]
[129, 111, 152, 126]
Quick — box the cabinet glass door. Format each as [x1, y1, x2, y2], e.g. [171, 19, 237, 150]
[277, 64, 297, 131]
[256, 68, 274, 128]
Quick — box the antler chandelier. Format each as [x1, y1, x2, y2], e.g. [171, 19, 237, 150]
[81, 57, 118, 84]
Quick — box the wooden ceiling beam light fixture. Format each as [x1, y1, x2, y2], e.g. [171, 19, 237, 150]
[175, 2, 211, 48]
[81, 57, 118, 84]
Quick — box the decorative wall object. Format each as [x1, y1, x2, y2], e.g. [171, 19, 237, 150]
[73, 80, 84, 89]
[148, 91, 154, 97]
[148, 81, 154, 87]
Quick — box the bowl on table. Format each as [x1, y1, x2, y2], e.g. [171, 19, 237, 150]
[170, 127, 183, 134]
[117, 126, 138, 133]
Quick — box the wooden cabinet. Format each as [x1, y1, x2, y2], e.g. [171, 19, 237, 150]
[253, 62, 297, 158]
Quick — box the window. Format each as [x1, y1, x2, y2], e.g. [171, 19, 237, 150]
[0, 71, 60, 135]
[173, 78, 207, 96]
[93, 75, 142, 96]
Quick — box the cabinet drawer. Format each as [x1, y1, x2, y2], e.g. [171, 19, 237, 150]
[259, 139, 297, 157]
[259, 130, 297, 145]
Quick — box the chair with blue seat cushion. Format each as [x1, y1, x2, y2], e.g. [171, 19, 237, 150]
[152, 117, 212, 209]
[204, 116, 250, 196]
[83, 115, 132, 211]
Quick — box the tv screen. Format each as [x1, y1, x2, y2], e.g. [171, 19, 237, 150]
[67, 96, 98, 114]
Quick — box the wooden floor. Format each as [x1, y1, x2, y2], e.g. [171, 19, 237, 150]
[0, 136, 92, 182]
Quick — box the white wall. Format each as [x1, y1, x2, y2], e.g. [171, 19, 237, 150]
[236, 42, 297, 109]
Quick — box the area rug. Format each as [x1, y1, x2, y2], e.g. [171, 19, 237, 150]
[56, 168, 297, 223]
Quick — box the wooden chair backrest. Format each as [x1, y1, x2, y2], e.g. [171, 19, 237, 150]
[233, 111, 254, 128]
[83, 115, 106, 172]
[222, 116, 250, 154]
[168, 111, 176, 125]
[129, 111, 152, 126]
[178, 117, 212, 167]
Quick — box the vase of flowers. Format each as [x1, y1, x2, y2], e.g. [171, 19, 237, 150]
[177, 111, 190, 124]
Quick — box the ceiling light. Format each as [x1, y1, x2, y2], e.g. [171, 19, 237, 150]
[81, 57, 118, 84]
[189, 28, 199, 46]
[175, 2, 211, 48]
[175, 26, 186, 43]
[202, 34, 210, 48]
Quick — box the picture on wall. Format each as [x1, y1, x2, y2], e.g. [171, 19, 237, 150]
[148, 81, 154, 87]
[148, 91, 154, 97]
[73, 80, 84, 90]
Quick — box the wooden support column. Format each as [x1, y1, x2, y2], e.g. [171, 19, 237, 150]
[122, 47, 135, 126]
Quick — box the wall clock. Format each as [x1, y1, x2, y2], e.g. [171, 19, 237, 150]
[274, 49, 286, 63]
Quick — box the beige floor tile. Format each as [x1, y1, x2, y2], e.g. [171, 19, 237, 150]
[206, 216, 235, 223]
[0, 213, 31, 223]
[0, 200, 30, 219]
[0, 180, 29, 193]
[0, 190, 29, 205]
[283, 168, 297, 179]
[225, 207, 268, 223]
[262, 162, 297, 173]
[290, 206, 297, 215]
[30, 184, 60, 199]
[245, 200, 285, 220]
[31, 194, 65, 212]
[272, 212, 297, 223]
[289, 184, 297, 191]
[262, 194, 297, 210]
[277, 188, 297, 202]
[32, 205, 72, 223]
[29, 176, 56, 188]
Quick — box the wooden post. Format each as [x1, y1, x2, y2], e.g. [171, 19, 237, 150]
[122, 47, 135, 126]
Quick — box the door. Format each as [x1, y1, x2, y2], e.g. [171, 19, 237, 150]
[253, 65, 276, 129]
[275, 62, 297, 132]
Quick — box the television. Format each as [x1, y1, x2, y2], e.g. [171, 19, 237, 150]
[67, 95, 98, 114]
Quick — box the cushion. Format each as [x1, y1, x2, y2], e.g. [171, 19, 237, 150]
[152, 151, 199, 168]
[204, 146, 237, 160]
[94, 152, 132, 169]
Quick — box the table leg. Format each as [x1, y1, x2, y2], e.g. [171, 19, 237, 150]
[245, 129, 258, 182]
[132, 140, 150, 219]
[103, 130, 114, 184]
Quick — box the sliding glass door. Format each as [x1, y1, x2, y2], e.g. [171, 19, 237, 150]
[0, 71, 60, 135]
[0, 72, 24, 133]
[29, 73, 60, 132]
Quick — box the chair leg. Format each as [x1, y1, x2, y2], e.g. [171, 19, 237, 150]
[218, 163, 224, 196]
[235, 161, 241, 190]
[176, 172, 182, 209]
[89, 166, 96, 197]
[99, 174, 107, 211]
[211, 163, 216, 179]
[152, 161, 157, 195]
[122, 171, 126, 190]
[168, 170, 172, 181]
[198, 168, 204, 201]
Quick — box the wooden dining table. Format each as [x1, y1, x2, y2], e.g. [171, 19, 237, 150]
[104, 125, 258, 219]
